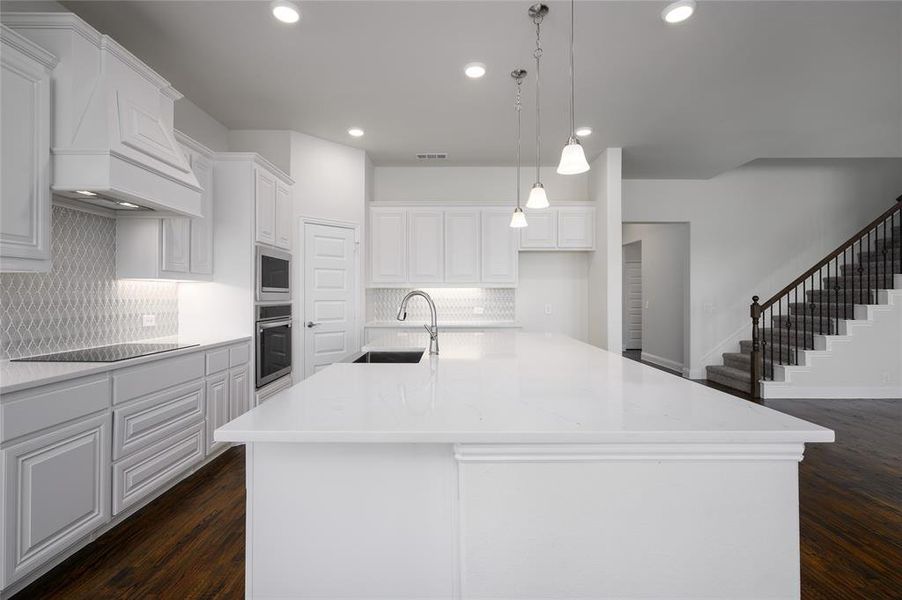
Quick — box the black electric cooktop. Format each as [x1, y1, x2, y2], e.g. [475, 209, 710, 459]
[12, 343, 199, 363]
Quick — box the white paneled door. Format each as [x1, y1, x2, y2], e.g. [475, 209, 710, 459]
[304, 223, 357, 378]
[623, 259, 642, 350]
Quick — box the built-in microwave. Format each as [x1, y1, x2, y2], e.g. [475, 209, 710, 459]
[256, 246, 291, 302]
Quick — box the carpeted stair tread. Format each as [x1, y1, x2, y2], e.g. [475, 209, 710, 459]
[789, 302, 856, 318]
[771, 314, 837, 335]
[705, 365, 751, 392]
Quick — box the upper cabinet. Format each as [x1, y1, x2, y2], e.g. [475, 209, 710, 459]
[520, 206, 596, 251]
[115, 134, 216, 281]
[255, 167, 292, 251]
[0, 26, 56, 273]
[368, 206, 518, 287]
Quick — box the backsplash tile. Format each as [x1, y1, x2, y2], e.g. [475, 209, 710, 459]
[0, 205, 178, 359]
[367, 288, 515, 323]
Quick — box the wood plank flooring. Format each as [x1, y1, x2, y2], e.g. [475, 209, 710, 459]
[11, 369, 902, 599]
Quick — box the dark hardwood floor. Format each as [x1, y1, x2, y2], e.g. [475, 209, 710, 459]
[11, 360, 902, 598]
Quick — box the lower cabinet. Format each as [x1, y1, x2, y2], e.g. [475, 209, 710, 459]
[205, 373, 230, 456]
[229, 366, 251, 419]
[2, 414, 111, 587]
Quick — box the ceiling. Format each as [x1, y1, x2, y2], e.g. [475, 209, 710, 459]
[37, 1, 902, 177]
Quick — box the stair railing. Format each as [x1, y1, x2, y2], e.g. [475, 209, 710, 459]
[750, 195, 902, 398]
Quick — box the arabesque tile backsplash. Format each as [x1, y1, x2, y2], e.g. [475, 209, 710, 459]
[0, 205, 178, 359]
[367, 288, 515, 323]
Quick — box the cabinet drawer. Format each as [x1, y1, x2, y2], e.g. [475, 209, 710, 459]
[3, 414, 111, 586]
[1, 375, 110, 443]
[206, 347, 230, 375]
[229, 343, 251, 368]
[112, 422, 205, 515]
[113, 381, 205, 460]
[113, 352, 205, 405]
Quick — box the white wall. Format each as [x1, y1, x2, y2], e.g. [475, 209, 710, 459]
[622, 223, 690, 373]
[374, 166, 588, 203]
[516, 253, 589, 341]
[174, 98, 229, 152]
[291, 132, 368, 379]
[228, 130, 292, 174]
[623, 158, 902, 378]
[587, 148, 623, 352]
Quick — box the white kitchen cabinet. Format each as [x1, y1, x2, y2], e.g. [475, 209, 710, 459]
[481, 208, 519, 284]
[520, 209, 557, 249]
[255, 169, 277, 246]
[229, 366, 251, 419]
[116, 135, 216, 280]
[370, 208, 408, 283]
[275, 182, 292, 250]
[189, 153, 214, 274]
[205, 373, 230, 456]
[2, 414, 111, 587]
[0, 26, 56, 273]
[557, 206, 596, 250]
[407, 209, 444, 283]
[444, 210, 481, 283]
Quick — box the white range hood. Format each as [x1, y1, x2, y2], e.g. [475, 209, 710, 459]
[1, 13, 202, 217]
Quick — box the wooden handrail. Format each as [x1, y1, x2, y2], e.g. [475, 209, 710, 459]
[759, 195, 902, 311]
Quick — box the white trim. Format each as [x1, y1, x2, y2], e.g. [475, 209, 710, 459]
[453, 443, 806, 462]
[640, 351, 685, 375]
[173, 130, 215, 159]
[0, 24, 58, 67]
[370, 199, 595, 208]
[214, 152, 294, 185]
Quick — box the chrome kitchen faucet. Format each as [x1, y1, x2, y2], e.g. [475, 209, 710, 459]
[396, 290, 439, 355]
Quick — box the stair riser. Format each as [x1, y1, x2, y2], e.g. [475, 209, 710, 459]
[840, 263, 901, 276]
[722, 353, 774, 377]
[822, 276, 895, 290]
[705, 368, 750, 393]
[759, 328, 814, 349]
[770, 316, 836, 335]
[806, 290, 882, 302]
[788, 303, 856, 318]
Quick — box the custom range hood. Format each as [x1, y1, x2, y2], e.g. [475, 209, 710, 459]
[2, 13, 202, 216]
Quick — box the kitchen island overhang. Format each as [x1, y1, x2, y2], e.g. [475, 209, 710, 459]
[217, 332, 833, 600]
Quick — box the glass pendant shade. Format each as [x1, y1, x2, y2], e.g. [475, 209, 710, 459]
[557, 136, 591, 175]
[526, 183, 549, 209]
[510, 207, 528, 228]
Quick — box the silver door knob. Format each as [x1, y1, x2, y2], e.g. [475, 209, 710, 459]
[306, 321, 319, 328]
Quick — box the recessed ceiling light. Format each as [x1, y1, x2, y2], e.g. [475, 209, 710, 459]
[271, 0, 301, 24]
[347, 127, 364, 137]
[464, 62, 487, 79]
[117, 201, 140, 209]
[75, 190, 97, 196]
[575, 127, 593, 137]
[662, 0, 696, 24]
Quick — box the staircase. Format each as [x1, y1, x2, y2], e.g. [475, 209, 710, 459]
[706, 198, 901, 396]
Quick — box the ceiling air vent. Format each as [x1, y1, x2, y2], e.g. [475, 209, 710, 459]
[416, 152, 448, 160]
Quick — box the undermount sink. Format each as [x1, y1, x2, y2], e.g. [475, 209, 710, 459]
[351, 350, 425, 364]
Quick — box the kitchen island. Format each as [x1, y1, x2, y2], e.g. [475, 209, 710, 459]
[216, 332, 833, 600]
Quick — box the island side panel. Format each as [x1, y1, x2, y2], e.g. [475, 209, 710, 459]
[246, 442, 458, 599]
[456, 444, 803, 600]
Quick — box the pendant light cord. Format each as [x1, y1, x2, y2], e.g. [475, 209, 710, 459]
[516, 75, 523, 209]
[534, 15, 543, 183]
[569, 0, 575, 137]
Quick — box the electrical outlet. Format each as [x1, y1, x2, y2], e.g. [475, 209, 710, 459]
[544, 304, 552, 315]
[473, 306, 485, 315]
[881, 371, 891, 384]
[142, 314, 157, 328]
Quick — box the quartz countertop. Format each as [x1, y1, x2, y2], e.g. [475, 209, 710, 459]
[0, 336, 252, 395]
[364, 321, 520, 329]
[216, 332, 834, 445]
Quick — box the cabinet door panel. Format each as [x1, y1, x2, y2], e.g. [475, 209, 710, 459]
[112, 380, 204, 460]
[407, 210, 444, 283]
[520, 210, 556, 249]
[444, 210, 480, 283]
[189, 154, 214, 274]
[557, 207, 596, 249]
[3, 415, 110, 586]
[229, 366, 250, 418]
[275, 182, 292, 250]
[481, 209, 518, 284]
[255, 169, 277, 245]
[206, 374, 229, 456]
[1, 41, 51, 271]
[161, 218, 190, 273]
[369, 209, 407, 283]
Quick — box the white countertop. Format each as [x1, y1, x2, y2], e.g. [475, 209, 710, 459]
[365, 321, 520, 329]
[0, 336, 252, 395]
[216, 332, 834, 445]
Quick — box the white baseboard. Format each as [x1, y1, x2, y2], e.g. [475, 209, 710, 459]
[761, 384, 902, 399]
[640, 351, 685, 375]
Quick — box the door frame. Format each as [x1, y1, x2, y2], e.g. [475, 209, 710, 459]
[296, 216, 362, 381]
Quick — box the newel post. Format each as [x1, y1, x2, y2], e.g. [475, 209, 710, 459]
[750, 296, 761, 399]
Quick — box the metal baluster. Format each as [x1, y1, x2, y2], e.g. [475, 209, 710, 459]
[817, 269, 823, 340]
[843, 249, 849, 320]
[750, 296, 760, 397]
[793, 287, 798, 363]
[778, 298, 783, 366]
[803, 280, 807, 358]
[769, 305, 774, 379]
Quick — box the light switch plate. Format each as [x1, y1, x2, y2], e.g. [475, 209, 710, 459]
[142, 314, 157, 327]
[473, 306, 485, 315]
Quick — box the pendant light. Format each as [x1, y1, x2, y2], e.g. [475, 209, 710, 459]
[526, 4, 550, 209]
[510, 69, 529, 229]
[556, 0, 591, 175]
